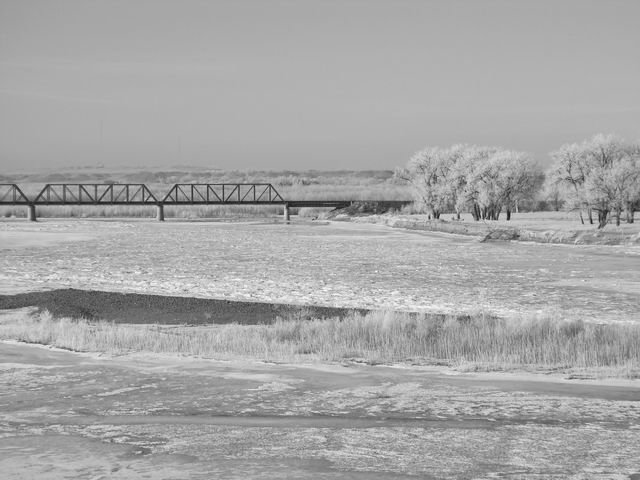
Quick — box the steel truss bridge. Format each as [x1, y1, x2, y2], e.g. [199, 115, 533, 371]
[0, 183, 411, 221]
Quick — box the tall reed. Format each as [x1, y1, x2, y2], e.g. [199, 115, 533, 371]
[2, 310, 638, 377]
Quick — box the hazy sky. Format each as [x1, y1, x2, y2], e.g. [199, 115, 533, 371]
[1, 0, 639, 171]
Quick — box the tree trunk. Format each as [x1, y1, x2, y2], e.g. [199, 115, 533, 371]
[506, 209, 511, 221]
[597, 210, 609, 229]
[615, 208, 621, 227]
[472, 204, 480, 221]
[588, 207, 594, 225]
[579, 210, 584, 225]
[456, 211, 461, 220]
[626, 202, 635, 223]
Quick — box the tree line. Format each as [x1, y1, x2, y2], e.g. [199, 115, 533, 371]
[396, 134, 640, 228]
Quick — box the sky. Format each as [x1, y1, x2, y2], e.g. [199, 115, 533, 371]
[1, 0, 639, 172]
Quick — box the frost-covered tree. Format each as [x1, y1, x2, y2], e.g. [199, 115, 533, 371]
[467, 151, 504, 220]
[493, 150, 544, 220]
[450, 146, 497, 220]
[549, 134, 640, 228]
[549, 142, 591, 224]
[583, 150, 639, 227]
[395, 145, 465, 219]
[540, 176, 564, 211]
[397, 144, 542, 221]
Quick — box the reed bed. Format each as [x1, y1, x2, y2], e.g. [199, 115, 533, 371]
[0, 201, 397, 220]
[2, 310, 638, 377]
[0, 204, 285, 219]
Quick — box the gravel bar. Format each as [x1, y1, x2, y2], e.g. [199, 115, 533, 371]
[0, 288, 370, 324]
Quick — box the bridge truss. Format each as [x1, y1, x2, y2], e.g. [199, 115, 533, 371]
[32, 184, 158, 205]
[0, 184, 30, 204]
[0, 182, 410, 221]
[162, 184, 284, 204]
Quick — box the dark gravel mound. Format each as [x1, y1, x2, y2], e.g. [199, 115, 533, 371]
[0, 288, 370, 325]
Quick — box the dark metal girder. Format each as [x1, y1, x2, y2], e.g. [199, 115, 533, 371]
[161, 184, 284, 204]
[33, 184, 158, 204]
[286, 201, 352, 208]
[0, 184, 31, 204]
[24, 201, 159, 206]
[286, 200, 412, 209]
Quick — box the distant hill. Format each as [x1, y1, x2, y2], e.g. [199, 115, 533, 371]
[1, 168, 400, 186]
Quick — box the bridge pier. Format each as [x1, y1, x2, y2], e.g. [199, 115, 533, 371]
[283, 203, 290, 222]
[27, 204, 37, 222]
[156, 204, 165, 221]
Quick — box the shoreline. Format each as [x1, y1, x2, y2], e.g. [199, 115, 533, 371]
[3, 338, 639, 390]
[2, 213, 639, 245]
[335, 213, 640, 245]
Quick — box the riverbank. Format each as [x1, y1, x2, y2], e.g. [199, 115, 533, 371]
[331, 211, 640, 245]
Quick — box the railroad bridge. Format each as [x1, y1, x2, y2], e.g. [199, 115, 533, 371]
[0, 183, 411, 221]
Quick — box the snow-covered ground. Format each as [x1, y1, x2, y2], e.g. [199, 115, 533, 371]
[1, 219, 639, 323]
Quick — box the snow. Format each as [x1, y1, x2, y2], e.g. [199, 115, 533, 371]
[1, 219, 639, 323]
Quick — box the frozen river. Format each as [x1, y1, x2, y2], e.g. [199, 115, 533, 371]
[1, 219, 639, 323]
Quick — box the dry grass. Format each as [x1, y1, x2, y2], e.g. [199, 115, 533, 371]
[2, 310, 639, 377]
[0, 204, 288, 219]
